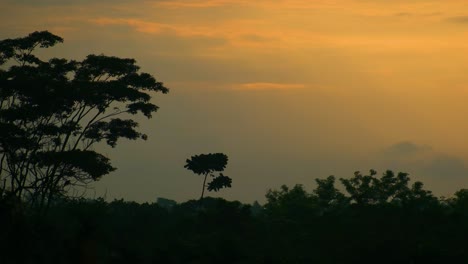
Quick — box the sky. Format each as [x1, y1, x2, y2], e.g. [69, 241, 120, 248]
[2, 0, 468, 203]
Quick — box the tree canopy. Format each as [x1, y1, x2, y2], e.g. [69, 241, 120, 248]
[184, 153, 232, 200]
[0, 31, 168, 208]
[265, 169, 439, 217]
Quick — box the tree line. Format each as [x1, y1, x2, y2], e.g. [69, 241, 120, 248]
[2, 169, 468, 263]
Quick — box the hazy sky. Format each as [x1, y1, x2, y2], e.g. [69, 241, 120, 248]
[2, 0, 468, 203]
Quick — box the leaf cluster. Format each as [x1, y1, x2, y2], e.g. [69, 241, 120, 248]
[184, 153, 228, 175]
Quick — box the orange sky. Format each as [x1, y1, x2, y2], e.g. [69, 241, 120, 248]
[2, 0, 468, 202]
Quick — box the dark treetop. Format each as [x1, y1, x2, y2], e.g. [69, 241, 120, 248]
[0, 31, 168, 209]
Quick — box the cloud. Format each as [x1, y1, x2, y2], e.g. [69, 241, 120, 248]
[91, 18, 169, 34]
[384, 141, 431, 157]
[90, 17, 244, 39]
[394, 12, 442, 18]
[421, 155, 468, 180]
[91, 18, 223, 37]
[154, 0, 247, 8]
[7, 0, 138, 6]
[378, 142, 468, 195]
[446, 16, 468, 23]
[416, 154, 468, 197]
[233, 82, 306, 91]
[89, 17, 286, 52]
[153, 0, 338, 9]
[240, 34, 274, 43]
[394, 12, 412, 17]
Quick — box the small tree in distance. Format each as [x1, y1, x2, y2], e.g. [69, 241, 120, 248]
[184, 153, 232, 200]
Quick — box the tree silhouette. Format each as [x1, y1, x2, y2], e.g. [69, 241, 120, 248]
[184, 153, 231, 200]
[0, 31, 168, 209]
[313, 175, 347, 208]
[339, 169, 435, 206]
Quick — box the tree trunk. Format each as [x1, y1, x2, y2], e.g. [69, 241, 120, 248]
[200, 173, 208, 201]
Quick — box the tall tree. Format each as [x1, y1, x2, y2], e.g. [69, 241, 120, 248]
[184, 153, 231, 200]
[0, 31, 169, 208]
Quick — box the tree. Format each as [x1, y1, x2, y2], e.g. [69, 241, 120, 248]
[339, 170, 434, 206]
[339, 170, 381, 205]
[313, 175, 347, 208]
[0, 31, 169, 209]
[184, 153, 231, 200]
[265, 184, 316, 217]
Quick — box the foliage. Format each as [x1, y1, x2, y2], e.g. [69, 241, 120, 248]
[184, 153, 232, 199]
[338, 169, 429, 205]
[0, 31, 168, 208]
[314, 175, 347, 208]
[207, 173, 232, 191]
[265, 169, 439, 216]
[2, 171, 468, 263]
[265, 184, 316, 218]
[184, 153, 228, 175]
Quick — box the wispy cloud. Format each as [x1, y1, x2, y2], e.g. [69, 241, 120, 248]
[91, 18, 224, 37]
[91, 18, 169, 34]
[153, 0, 340, 9]
[446, 16, 468, 23]
[154, 0, 247, 8]
[394, 12, 412, 17]
[234, 82, 306, 91]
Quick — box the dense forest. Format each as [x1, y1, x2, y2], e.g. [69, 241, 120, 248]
[3, 169, 468, 263]
[2, 31, 468, 263]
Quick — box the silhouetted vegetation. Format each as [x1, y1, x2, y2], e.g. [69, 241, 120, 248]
[2, 169, 468, 263]
[185, 153, 232, 200]
[0, 31, 168, 210]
